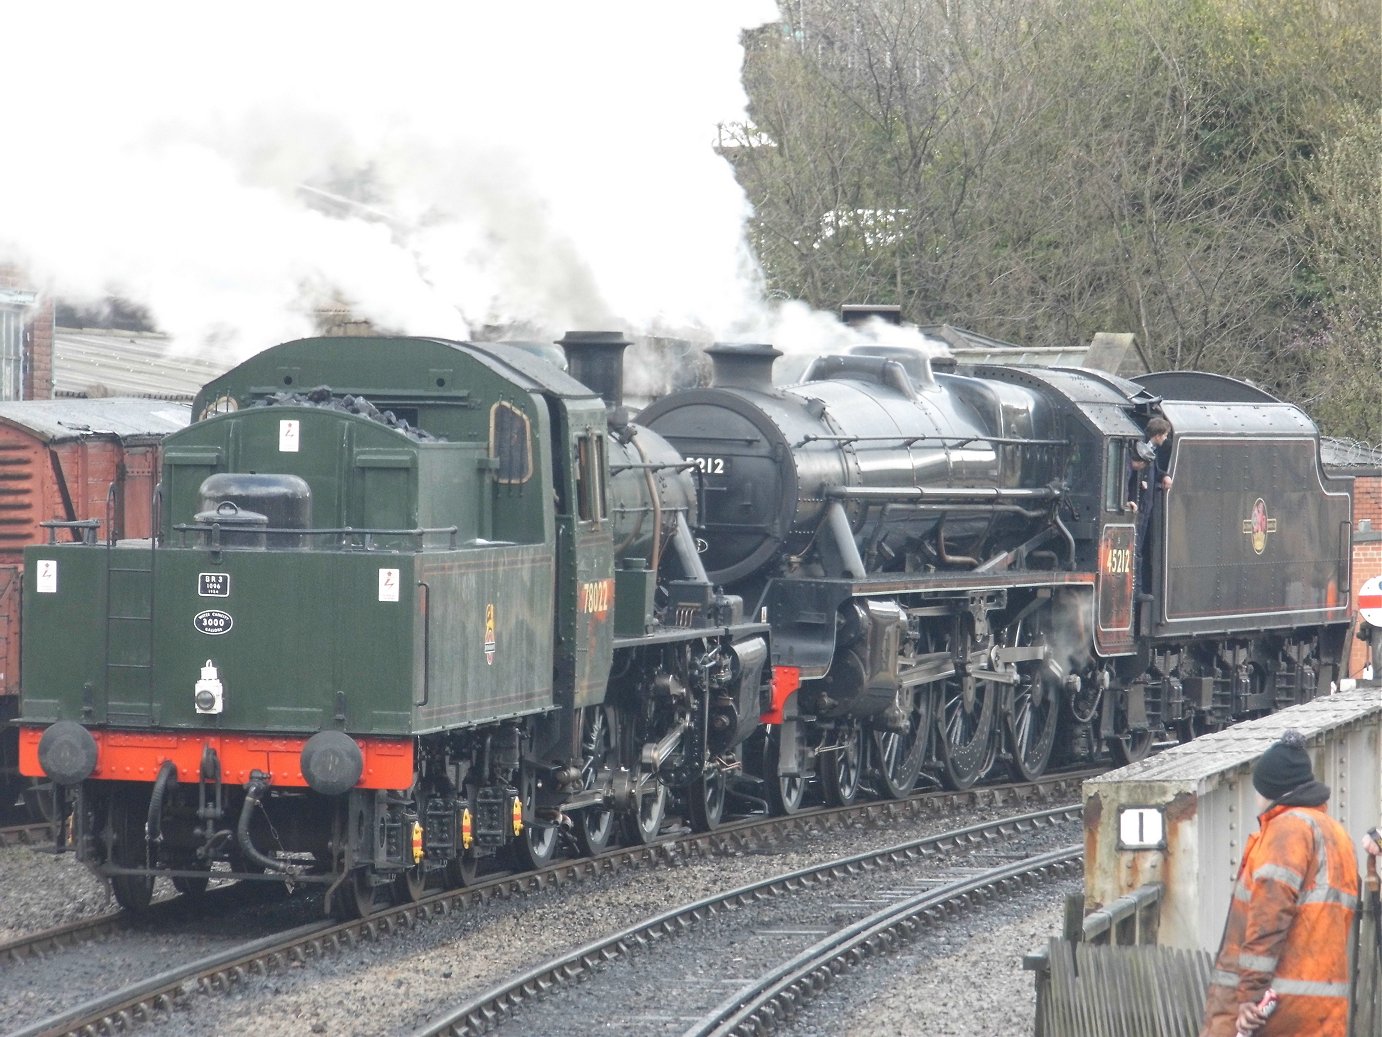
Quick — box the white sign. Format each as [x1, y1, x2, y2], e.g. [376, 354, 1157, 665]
[378, 568, 400, 602]
[1360, 575, 1382, 628]
[36, 559, 57, 594]
[1118, 807, 1165, 849]
[279, 419, 300, 452]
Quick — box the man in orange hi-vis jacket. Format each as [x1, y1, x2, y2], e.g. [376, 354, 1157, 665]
[1200, 730, 1360, 1037]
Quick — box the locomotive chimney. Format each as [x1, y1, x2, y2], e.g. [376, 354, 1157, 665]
[558, 331, 632, 412]
[706, 343, 781, 392]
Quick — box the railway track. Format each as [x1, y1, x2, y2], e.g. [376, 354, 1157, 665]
[407, 807, 1082, 1036]
[0, 822, 53, 848]
[3, 769, 1095, 1037]
[683, 843, 1081, 1036]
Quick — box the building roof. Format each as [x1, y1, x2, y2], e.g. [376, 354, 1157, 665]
[0, 396, 190, 442]
[53, 328, 232, 401]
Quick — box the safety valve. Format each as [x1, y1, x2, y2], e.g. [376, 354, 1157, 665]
[194, 660, 224, 714]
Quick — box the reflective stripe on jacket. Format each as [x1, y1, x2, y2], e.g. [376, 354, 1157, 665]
[1200, 803, 1359, 1037]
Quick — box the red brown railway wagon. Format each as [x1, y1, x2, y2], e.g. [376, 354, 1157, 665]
[0, 398, 188, 813]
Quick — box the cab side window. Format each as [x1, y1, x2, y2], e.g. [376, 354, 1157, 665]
[574, 432, 607, 523]
[1104, 441, 1128, 512]
[490, 402, 532, 484]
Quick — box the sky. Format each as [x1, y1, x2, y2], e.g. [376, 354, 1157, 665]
[0, 3, 798, 359]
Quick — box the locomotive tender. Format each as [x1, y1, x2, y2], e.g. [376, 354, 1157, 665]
[15, 330, 1353, 916]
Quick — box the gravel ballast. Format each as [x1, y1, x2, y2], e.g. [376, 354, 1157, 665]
[3, 806, 1075, 1036]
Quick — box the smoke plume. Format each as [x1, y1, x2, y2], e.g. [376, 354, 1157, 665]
[0, 3, 781, 356]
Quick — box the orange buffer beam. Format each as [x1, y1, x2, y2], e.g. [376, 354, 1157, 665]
[19, 726, 413, 789]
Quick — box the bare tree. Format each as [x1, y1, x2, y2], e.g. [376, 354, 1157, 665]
[735, 0, 1381, 432]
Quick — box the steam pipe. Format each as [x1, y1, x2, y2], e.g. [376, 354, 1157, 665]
[236, 779, 301, 875]
[821, 500, 867, 578]
[145, 760, 178, 855]
[632, 430, 664, 574]
[669, 512, 707, 581]
[1053, 509, 1078, 567]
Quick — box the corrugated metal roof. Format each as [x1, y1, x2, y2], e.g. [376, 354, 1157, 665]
[951, 346, 1091, 367]
[0, 397, 190, 441]
[53, 328, 233, 401]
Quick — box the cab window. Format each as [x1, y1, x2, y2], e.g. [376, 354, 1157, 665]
[1104, 441, 1128, 512]
[575, 433, 607, 523]
[490, 402, 532, 484]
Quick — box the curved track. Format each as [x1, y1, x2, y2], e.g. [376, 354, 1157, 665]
[408, 807, 1082, 1036]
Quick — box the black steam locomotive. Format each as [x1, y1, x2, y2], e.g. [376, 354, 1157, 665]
[16, 327, 1352, 915]
[638, 344, 1352, 808]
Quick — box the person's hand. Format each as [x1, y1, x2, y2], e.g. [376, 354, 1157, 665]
[1160, 475, 1172, 490]
[1235, 998, 1270, 1033]
[1365, 829, 1381, 857]
[1126, 501, 1138, 512]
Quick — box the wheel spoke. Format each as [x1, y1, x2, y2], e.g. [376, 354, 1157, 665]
[820, 723, 863, 807]
[764, 727, 807, 815]
[621, 777, 667, 845]
[687, 767, 727, 832]
[871, 687, 928, 799]
[940, 676, 996, 790]
[574, 706, 617, 856]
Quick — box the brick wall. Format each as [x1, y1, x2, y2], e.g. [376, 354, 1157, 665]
[1348, 471, 1382, 679]
[23, 297, 53, 400]
[0, 264, 53, 400]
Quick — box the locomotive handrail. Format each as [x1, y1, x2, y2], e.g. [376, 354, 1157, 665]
[609, 461, 699, 474]
[39, 518, 100, 545]
[795, 433, 1068, 449]
[169, 523, 462, 551]
[824, 484, 1061, 502]
[416, 580, 430, 707]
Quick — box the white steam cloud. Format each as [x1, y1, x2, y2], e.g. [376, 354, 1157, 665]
[0, 2, 781, 357]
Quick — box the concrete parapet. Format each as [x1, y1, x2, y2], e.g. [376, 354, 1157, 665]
[1081, 686, 1381, 953]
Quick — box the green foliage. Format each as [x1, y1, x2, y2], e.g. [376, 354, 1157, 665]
[1295, 104, 1382, 440]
